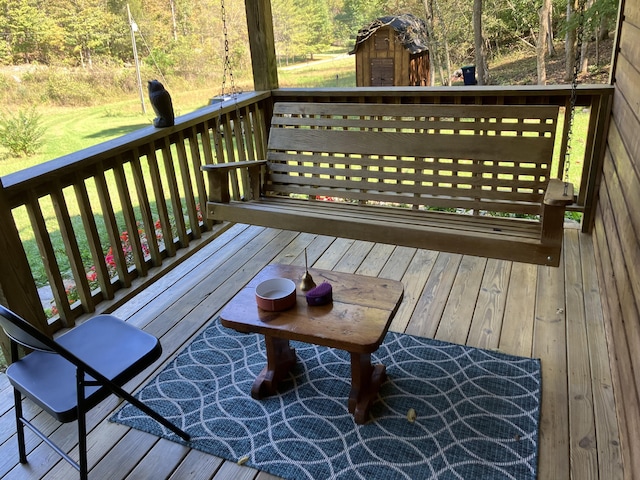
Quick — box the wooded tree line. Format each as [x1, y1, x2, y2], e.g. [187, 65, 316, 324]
[0, 0, 617, 85]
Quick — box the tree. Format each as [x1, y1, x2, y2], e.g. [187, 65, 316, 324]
[564, 0, 578, 81]
[2, 0, 65, 63]
[272, 0, 304, 65]
[423, 0, 452, 86]
[295, 0, 332, 60]
[473, 0, 488, 84]
[48, 0, 119, 67]
[564, 0, 618, 75]
[536, 0, 553, 84]
[335, 0, 386, 44]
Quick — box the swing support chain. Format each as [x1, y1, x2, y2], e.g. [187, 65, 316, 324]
[220, 0, 236, 99]
[213, 0, 244, 164]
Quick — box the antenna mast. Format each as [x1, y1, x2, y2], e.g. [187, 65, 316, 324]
[127, 4, 146, 114]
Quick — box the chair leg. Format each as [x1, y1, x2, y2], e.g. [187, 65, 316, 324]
[77, 370, 89, 480]
[10, 341, 27, 464]
[13, 388, 27, 464]
[77, 410, 88, 480]
[118, 389, 190, 441]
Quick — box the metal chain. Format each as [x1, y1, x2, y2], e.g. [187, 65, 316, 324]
[564, 0, 587, 193]
[215, 0, 244, 164]
[220, 0, 236, 98]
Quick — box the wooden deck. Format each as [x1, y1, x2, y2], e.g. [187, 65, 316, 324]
[0, 223, 625, 480]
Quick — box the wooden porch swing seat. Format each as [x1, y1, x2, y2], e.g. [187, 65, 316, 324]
[203, 102, 574, 266]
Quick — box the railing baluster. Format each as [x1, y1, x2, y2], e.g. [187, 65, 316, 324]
[243, 106, 257, 161]
[160, 137, 189, 248]
[51, 185, 95, 314]
[188, 126, 210, 231]
[210, 117, 226, 165]
[113, 158, 148, 277]
[175, 131, 201, 239]
[95, 166, 131, 288]
[25, 193, 73, 324]
[146, 146, 176, 257]
[73, 175, 115, 301]
[130, 147, 163, 267]
[0, 179, 49, 354]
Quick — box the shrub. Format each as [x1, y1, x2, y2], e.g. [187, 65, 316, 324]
[43, 74, 97, 105]
[0, 107, 47, 157]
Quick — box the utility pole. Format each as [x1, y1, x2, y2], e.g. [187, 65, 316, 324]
[127, 4, 146, 114]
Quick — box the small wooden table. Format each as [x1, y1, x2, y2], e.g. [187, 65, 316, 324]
[219, 264, 404, 424]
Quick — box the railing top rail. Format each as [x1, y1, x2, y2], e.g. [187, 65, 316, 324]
[1, 85, 613, 201]
[1, 91, 272, 194]
[272, 84, 614, 98]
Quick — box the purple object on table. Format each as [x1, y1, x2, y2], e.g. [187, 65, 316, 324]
[305, 282, 333, 306]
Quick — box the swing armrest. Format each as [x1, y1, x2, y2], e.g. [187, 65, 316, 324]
[540, 179, 574, 248]
[202, 160, 267, 203]
[544, 178, 574, 206]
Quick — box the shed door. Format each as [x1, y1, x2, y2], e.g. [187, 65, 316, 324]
[371, 58, 394, 86]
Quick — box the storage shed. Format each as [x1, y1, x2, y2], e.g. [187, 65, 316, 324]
[350, 13, 430, 87]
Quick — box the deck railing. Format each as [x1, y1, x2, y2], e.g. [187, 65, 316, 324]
[0, 85, 613, 341]
[0, 91, 272, 335]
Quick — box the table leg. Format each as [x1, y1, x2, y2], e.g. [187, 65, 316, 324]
[251, 335, 296, 399]
[348, 352, 387, 424]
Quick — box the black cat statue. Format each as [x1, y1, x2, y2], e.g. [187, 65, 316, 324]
[148, 80, 174, 128]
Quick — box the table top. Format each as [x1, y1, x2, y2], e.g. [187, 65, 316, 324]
[220, 264, 404, 353]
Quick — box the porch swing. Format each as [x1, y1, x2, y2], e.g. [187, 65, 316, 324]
[202, 1, 584, 268]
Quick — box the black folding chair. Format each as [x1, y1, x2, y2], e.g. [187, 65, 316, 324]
[0, 305, 190, 479]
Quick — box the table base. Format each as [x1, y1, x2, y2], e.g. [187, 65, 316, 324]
[251, 336, 385, 424]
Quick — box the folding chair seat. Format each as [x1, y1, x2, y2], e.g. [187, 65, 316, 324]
[0, 305, 190, 480]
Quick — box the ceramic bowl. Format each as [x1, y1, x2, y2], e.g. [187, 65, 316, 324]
[255, 278, 297, 311]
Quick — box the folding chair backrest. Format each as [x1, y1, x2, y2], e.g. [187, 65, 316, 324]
[0, 304, 55, 353]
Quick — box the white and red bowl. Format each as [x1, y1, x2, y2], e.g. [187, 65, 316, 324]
[255, 278, 297, 311]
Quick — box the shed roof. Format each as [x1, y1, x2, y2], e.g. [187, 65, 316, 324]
[349, 13, 429, 55]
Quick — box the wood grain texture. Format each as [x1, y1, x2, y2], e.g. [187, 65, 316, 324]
[204, 102, 571, 266]
[220, 264, 404, 353]
[534, 259, 570, 480]
[0, 225, 621, 479]
[594, 4, 640, 477]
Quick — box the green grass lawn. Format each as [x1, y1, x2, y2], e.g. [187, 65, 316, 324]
[0, 88, 216, 174]
[278, 55, 355, 88]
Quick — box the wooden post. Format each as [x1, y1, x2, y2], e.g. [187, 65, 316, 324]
[244, 0, 279, 91]
[580, 90, 613, 233]
[0, 178, 50, 359]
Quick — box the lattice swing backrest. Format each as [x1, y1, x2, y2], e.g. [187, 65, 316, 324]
[265, 103, 559, 216]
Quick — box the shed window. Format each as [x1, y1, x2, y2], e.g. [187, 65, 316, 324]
[374, 31, 390, 50]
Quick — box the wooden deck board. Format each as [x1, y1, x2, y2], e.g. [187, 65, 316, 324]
[166, 449, 224, 480]
[434, 255, 487, 345]
[579, 233, 624, 480]
[0, 224, 623, 480]
[565, 229, 599, 478]
[405, 252, 462, 339]
[500, 262, 537, 357]
[389, 249, 439, 333]
[468, 258, 511, 350]
[534, 256, 570, 480]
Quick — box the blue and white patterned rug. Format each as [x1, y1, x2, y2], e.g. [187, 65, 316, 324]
[112, 318, 541, 479]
